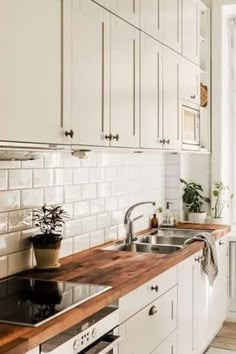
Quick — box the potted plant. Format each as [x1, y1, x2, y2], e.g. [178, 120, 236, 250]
[208, 181, 233, 224]
[32, 204, 69, 270]
[180, 178, 210, 223]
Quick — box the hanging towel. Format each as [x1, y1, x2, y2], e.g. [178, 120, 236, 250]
[184, 232, 218, 285]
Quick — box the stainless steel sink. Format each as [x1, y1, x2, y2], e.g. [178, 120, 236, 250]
[151, 228, 211, 237]
[105, 242, 183, 254]
[138, 235, 189, 246]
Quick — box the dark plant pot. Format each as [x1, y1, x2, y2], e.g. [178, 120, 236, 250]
[31, 233, 62, 270]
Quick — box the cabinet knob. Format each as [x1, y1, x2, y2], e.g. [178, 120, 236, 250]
[149, 306, 158, 316]
[65, 129, 74, 138]
[190, 95, 196, 99]
[160, 139, 165, 144]
[165, 139, 170, 145]
[112, 134, 120, 141]
[105, 134, 112, 141]
[151, 285, 159, 292]
[219, 240, 224, 246]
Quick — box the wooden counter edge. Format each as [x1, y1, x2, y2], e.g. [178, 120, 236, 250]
[0, 338, 28, 354]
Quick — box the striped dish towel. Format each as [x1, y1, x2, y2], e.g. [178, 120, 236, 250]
[184, 232, 218, 285]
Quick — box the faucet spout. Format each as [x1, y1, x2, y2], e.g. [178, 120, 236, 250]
[124, 201, 156, 245]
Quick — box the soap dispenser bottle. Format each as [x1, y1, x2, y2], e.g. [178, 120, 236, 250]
[163, 202, 174, 226]
[150, 213, 159, 228]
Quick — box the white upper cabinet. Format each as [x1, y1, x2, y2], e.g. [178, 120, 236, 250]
[71, 0, 110, 147]
[110, 15, 139, 148]
[140, 0, 162, 41]
[162, 47, 181, 150]
[0, 0, 64, 145]
[180, 57, 200, 106]
[93, 0, 139, 28]
[161, 0, 182, 53]
[182, 0, 200, 64]
[140, 34, 163, 149]
[140, 0, 181, 53]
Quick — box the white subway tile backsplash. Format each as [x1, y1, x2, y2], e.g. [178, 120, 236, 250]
[0, 190, 20, 212]
[73, 169, 89, 184]
[44, 187, 64, 205]
[0, 214, 7, 235]
[8, 249, 32, 274]
[98, 213, 112, 229]
[0, 161, 21, 169]
[112, 210, 124, 226]
[64, 185, 81, 203]
[90, 199, 105, 215]
[0, 232, 21, 256]
[55, 169, 73, 186]
[0, 171, 7, 190]
[64, 219, 81, 238]
[73, 234, 90, 253]
[0, 256, 7, 278]
[74, 201, 90, 219]
[9, 169, 32, 190]
[0, 151, 171, 278]
[33, 169, 54, 188]
[105, 197, 118, 211]
[21, 189, 44, 208]
[105, 225, 118, 241]
[60, 238, 73, 258]
[90, 229, 105, 247]
[44, 153, 64, 168]
[81, 216, 97, 234]
[82, 184, 97, 200]
[89, 168, 104, 183]
[8, 210, 32, 232]
[98, 183, 111, 198]
[21, 157, 44, 169]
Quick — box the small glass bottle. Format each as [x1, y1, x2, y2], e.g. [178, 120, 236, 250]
[150, 214, 159, 228]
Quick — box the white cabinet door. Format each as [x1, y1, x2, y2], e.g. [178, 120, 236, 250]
[95, 0, 139, 28]
[194, 250, 210, 354]
[209, 236, 228, 340]
[161, 0, 182, 53]
[71, 0, 110, 147]
[152, 331, 177, 354]
[140, 0, 161, 41]
[119, 286, 177, 354]
[162, 47, 181, 150]
[140, 34, 163, 149]
[110, 15, 139, 148]
[0, 0, 63, 145]
[182, 0, 200, 64]
[180, 58, 200, 106]
[178, 254, 196, 354]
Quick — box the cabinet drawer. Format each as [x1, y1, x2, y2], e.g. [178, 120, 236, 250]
[119, 266, 177, 323]
[119, 286, 177, 354]
[151, 330, 177, 354]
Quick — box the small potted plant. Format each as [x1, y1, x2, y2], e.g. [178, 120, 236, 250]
[209, 181, 233, 224]
[32, 204, 69, 270]
[180, 178, 210, 223]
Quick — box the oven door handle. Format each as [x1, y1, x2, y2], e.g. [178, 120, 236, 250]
[84, 334, 122, 354]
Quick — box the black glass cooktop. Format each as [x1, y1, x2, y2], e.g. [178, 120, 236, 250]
[0, 277, 111, 327]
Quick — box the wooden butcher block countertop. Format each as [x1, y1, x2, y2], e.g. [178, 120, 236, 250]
[0, 223, 231, 354]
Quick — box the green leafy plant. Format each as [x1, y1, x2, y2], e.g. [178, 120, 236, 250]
[33, 204, 69, 237]
[212, 181, 233, 218]
[180, 178, 210, 213]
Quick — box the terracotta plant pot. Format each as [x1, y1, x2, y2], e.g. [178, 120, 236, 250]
[188, 212, 207, 223]
[32, 234, 62, 270]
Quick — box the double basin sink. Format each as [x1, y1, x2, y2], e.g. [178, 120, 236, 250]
[105, 228, 210, 255]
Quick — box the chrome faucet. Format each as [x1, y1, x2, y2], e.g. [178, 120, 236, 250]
[124, 201, 156, 245]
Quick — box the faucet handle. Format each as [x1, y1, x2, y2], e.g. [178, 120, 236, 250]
[132, 215, 143, 222]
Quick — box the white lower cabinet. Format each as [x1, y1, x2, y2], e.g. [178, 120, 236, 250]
[151, 330, 177, 354]
[119, 286, 177, 354]
[26, 347, 40, 354]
